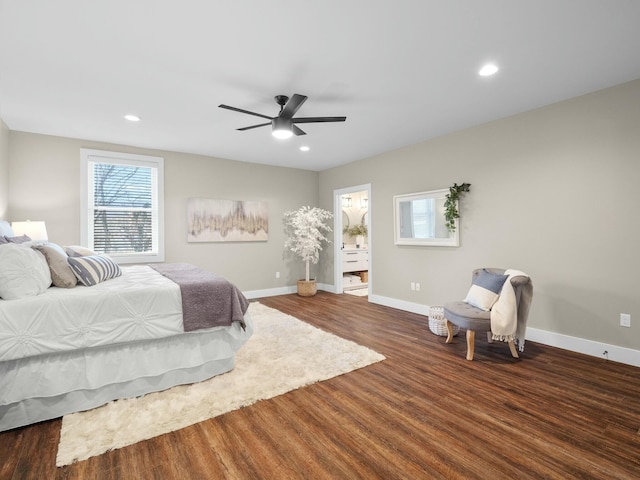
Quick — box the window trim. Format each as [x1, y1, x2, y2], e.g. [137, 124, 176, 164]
[80, 148, 165, 264]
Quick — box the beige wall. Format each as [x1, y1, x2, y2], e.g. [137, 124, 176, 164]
[8, 132, 318, 290]
[5, 79, 640, 353]
[0, 119, 9, 218]
[319, 79, 640, 351]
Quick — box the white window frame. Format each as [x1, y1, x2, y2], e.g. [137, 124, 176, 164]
[80, 148, 165, 264]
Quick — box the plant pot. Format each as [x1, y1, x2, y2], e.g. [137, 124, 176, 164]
[356, 235, 364, 247]
[297, 279, 317, 297]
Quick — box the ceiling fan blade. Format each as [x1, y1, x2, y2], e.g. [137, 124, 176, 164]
[237, 122, 271, 131]
[218, 104, 273, 121]
[280, 94, 308, 119]
[293, 116, 347, 124]
[293, 125, 306, 136]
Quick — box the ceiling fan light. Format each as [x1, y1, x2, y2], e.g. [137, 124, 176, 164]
[272, 117, 293, 139]
[272, 128, 293, 139]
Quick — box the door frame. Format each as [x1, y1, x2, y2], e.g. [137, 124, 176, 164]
[333, 183, 372, 296]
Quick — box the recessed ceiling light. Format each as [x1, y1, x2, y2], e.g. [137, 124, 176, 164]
[124, 114, 141, 122]
[479, 64, 499, 76]
[300, 146, 310, 152]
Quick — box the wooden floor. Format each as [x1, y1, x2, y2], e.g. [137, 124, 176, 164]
[2, 292, 640, 479]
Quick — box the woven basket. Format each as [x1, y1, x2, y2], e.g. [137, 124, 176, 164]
[297, 280, 317, 297]
[428, 306, 459, 337]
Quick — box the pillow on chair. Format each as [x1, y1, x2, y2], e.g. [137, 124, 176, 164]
[464, 269, 509, 311]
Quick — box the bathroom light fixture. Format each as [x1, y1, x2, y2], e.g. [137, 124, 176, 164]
[11, 220, 48, 241]
[300, 146, 310, 152]
[479, 64, 499, 76]
[342, 196, 352, 208]
[124, 114, 141, 122]
[361, 198, 368, 209]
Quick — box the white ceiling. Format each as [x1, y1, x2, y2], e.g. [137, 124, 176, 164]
[1, 1, 640, 171]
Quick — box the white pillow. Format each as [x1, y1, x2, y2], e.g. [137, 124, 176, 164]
[0, 244, 52, 300]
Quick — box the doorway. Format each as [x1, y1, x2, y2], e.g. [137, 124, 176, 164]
[334, 184, 371, 297]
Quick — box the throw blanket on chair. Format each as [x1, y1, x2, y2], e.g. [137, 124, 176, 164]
[490, 269, 531, 352]
[152, 263, 248, 331]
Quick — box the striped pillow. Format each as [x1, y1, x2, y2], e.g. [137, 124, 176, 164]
[67, 255, 122, 286]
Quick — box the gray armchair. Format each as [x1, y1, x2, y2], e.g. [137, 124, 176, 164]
[444, 268, 533, 361]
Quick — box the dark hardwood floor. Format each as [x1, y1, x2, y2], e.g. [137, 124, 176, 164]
[2, 292, 640, 479]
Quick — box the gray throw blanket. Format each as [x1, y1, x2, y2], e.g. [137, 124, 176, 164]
[152, 263, 248, 332]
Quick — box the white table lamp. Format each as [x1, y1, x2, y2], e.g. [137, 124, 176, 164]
[11, 220, 48, 241]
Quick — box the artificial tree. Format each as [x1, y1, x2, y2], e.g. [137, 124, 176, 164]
[283, 206, 333, 296]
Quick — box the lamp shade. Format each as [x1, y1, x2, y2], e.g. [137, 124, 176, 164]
[11, 220, 48, 241]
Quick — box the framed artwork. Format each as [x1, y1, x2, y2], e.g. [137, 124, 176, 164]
[187, 198, 268, 242]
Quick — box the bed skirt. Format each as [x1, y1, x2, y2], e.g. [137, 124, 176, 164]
[0, 312, 253, 432]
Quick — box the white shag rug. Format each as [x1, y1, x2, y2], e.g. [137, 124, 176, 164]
[56, 302, 385, 466]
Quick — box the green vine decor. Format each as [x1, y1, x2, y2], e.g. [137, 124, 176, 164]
[444, 182, 471, 232]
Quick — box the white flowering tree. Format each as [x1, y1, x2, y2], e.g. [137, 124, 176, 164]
[283, 206, 333, 282]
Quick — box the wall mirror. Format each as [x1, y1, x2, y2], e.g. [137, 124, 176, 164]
[342, 210, 350, 229]
[393, 189, 459, 246]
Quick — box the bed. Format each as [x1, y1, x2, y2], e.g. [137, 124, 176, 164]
[0, 225, 253, 432]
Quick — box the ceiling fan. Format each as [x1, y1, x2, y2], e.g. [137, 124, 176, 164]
[218, 94, 346, 139]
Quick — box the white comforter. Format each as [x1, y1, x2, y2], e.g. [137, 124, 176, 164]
[0, 265, 184, 362]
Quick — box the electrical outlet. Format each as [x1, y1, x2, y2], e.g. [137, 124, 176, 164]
[275, 271, 280, 279]
[415, 283, 421, 291]
[620, 313, 631, 328]
[410, 282, 416, 291]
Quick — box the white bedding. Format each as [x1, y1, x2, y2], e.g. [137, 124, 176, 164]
[0, 259, 253, 432]
[0, 311, 253, 431]
[0, 265, 185, 361]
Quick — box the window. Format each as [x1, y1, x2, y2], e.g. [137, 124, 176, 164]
[81, 149, 164, 263]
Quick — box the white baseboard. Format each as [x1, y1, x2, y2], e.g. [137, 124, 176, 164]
[525, 327, 640, 368]
[318, 283, 338, 294]
[247, 287, 640, 368]
[243, 286, 297, 299]
[368, 294, 430, 316]
[366, 295, 640, 368]
[244, 283, 336, 300]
